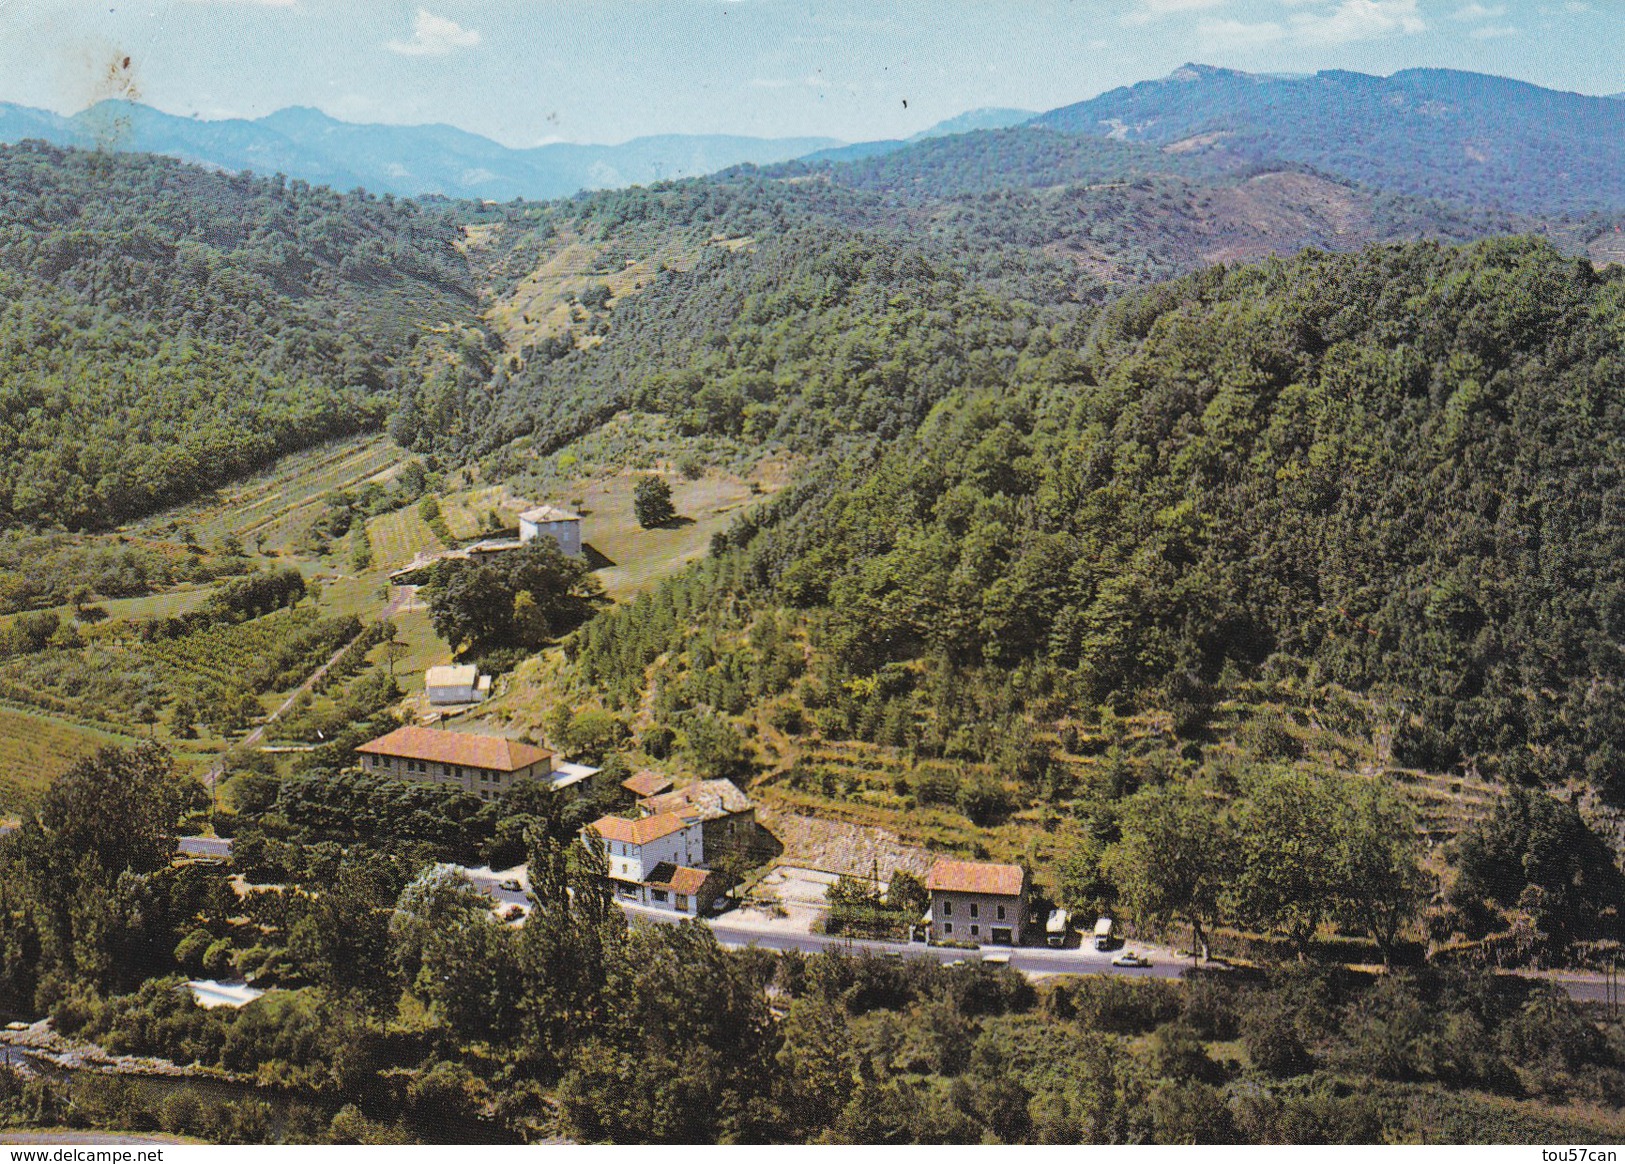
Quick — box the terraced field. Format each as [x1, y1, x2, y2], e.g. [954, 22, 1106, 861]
[367, 507, 446, 571]
[0, 705, 137, 808]
[129, 434, 410, 553]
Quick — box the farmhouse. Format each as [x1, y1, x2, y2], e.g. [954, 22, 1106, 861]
[357, 725, 598, 800]
[636, 778, 758, 861]
[424, 663, 490, 706]
[584, 811, 721, 915]
[518, 504, 583, 558]
[925, 858, 1029, 947]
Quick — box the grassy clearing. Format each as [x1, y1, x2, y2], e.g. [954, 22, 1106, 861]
[371, 606, 449, 701]
[577, 469, 783, 600]
[481, 224, 710, 353]
[437, 485, 519, 541]
[367, 507, 446, 572]
[0, 705, 138, 808]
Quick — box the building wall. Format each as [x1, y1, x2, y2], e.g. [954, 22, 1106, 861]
[599, 824, 704, 883]
[699, 810, 758, 860]
[520, 519, 582, 558]
[361, 752, 550, 802]
[931, 889, 1025, 945]
[640, 881, 715, 914]
[426, 683, 480, 705]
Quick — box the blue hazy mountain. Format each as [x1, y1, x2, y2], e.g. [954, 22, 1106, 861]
[0, 100, 843, 200]
[800, 107, 1036, 164]
[1030, 64, 1625, 215]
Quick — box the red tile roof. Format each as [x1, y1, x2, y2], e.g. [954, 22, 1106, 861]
[638, 778, 751, 821]
[622, 771, 674, 798]
[925, 859, 1026, 898]
[643, 863, 712, 895]
[586, 811, 696, 846]
[357, 725, 551, 772]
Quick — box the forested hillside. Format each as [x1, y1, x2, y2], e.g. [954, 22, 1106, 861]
[0, 142, 475, 531]
[1034, 65, 1625, 216]
[562, 238, 1625, 799]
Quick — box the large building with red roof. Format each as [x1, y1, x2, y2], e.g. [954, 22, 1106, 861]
[357, 725, 562, 802]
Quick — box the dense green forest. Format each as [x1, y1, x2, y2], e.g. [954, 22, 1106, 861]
[558, 237, 1623, 796]
[0, 143, 475, 531]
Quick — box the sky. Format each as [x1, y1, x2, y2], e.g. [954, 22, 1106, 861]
[0, 0, 1616, 147]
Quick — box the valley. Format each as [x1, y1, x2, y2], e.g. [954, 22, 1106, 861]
[0, 55, 1620, 1147]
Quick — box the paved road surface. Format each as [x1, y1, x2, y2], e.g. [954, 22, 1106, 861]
[173, 844, 1621, 998]
[622, 899, 1189, 980]
[177, 835, 232, 859]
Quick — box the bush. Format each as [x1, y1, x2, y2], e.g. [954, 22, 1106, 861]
[641, 724, 676, 760]
[202, 937, 237, 979]
[633, 475, 675, 528]
[174, 929, 213, 974]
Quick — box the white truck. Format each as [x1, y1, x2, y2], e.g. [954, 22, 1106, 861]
[1045, 908, 1070, 948]
[1093, 916, 1115, 951]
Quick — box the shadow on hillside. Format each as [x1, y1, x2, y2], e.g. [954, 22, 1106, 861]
[582, 543, 616, 570]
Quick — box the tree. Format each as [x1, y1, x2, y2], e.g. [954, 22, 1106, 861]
[423, 540, 604, 655]
[1334, 783, 1427, 966]
[682, 713, 752, 779]
[1056, 835, 1115, 919]
[1230, 770, 1348, 960]
[633, 475, 676, 528]
[39, 742, 193, 877]
[1110, 782, 1232, 962]
[169, 696, 199, 740]
[887, 870, 929, 917]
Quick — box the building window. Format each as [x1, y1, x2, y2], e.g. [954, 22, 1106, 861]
[997, 904, 1006, 920]
[971, 925, 980, 937]
[970, 903, 979, 919]
[675, 895, 689, 912]
[943, 922, 953, 935]
[651, 889, 668, 903]
[942, 899, 953, 917]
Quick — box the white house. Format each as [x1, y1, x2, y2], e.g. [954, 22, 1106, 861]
[518, 504, 583, 558]
[424, 663, 490, 706]
[583, 810, 719, 913]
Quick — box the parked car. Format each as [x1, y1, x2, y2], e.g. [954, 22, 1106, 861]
[1046, 908, 1070, 947]
[1094, 916, 1115, 950]
[1111, 951, 1151, 968]
[500, 878, 523, 892]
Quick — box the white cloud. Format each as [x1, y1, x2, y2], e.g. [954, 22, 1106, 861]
[1195, 17, 1289, 47]
[177, 0, 298, 6]
[1469, 22, 1520, 37]
[1290, 0, 1425, 45]
[385, 8, 481, 57]
[1123, 0, 1227, 27]
[1198, 0, 1424, 49]
[1451, 2, 1506, 18]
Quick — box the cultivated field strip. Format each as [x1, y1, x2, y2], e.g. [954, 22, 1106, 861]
[129, 434, 409, 548]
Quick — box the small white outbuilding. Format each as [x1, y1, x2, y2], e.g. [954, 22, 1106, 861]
[425, 663, 489, 705]
[518, 504, 583, 558]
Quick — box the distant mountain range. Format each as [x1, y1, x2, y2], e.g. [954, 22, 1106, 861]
[0, 101, 844, 201]
[1032, 64, 1625, 215]
[2, 67, 1620, 215]
[804, 107, 1036, 163]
